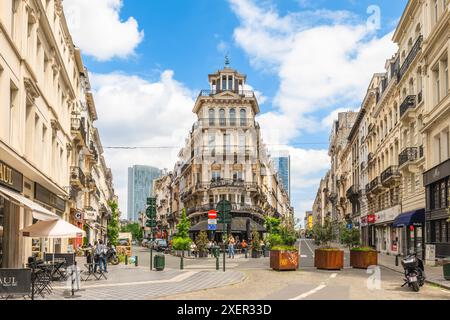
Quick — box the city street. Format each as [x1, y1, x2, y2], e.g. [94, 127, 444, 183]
[24, 241, 449, 300]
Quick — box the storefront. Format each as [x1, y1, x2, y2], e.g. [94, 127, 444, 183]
[424, 159, 450, 259]
[374, 205, 401, 255]
[0, 160, 59, 268]
[69, 209, 84, 250]
[392, 209, 425, 258]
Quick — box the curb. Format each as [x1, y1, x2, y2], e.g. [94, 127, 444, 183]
[379, 264, 450, 291]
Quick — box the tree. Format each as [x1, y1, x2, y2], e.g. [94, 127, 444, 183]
[312, 218, 335, 248]
[172, 208, 191, 250]
[121, 222, 143, 242]
[251, 230, 261, 251]
[107, 200, 120, 246]
[195, 231, 209, 255]
[339, 223, 361, 249]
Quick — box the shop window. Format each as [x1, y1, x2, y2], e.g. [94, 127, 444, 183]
[441, 181, 447, 208]
[436, 221, 441, 243]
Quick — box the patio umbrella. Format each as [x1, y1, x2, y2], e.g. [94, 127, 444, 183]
[21, 219, 86, 261]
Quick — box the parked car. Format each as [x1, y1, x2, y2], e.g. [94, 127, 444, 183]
[131, 240, 137, 245]
[153, 239, 168, 252]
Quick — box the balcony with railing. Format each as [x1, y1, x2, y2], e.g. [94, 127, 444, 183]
[397, 35, 423, 81]
[399, 147, 418, 168]
[70, 166, 86, 188]
[399, 95, 417, 120]
[381, 165, 401, 185]
[368, 152, 374, 163]
[367, 177, 383, 193]
[71, 117, 87, 146]
[195, 117, 256, 129]
[346, 185, 360, 199]
[198, 89, 255, 99]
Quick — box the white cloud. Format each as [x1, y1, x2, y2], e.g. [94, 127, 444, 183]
[90, 71, 196, 215]
[64, 0, 144, 61]
[229, 0, 397, 141]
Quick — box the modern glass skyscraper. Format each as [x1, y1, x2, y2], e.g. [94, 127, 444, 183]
[273, 155, 291, 199]
[127, 165, 162, 221]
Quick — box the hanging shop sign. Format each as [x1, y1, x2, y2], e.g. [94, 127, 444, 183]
[0, 161, 23, 193]
[34, 183, 66, 212]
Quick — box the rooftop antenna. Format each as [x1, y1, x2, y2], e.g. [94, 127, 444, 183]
[224, 54, 230, 68]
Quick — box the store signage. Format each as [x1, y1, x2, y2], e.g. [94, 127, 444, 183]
[208, 224, 217, 231]
[424, 158, 450, 186]
[34, 183, 65, 212]
[374, 205, 400, 224]
[84, 210, 97, 221]
[0, 161, 23, 193]
[208, 219, 217, 225]
[0, 269, 31, 296]
[367, 215, 376, 224]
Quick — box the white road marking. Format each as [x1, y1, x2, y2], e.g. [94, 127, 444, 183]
[289, 284, 327, 300]
[53, 271, 199, 290]
[300, 255, 308, 258]
[302, 239, 315, 257]
[289, 272, 337, 300]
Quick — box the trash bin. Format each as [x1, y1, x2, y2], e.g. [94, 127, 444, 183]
[154, 254, 165, 271]
[212, 246, 220, 258]
[443, 259, 450, 281]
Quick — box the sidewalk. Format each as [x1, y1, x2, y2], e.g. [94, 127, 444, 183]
[377, 253, 450, 290]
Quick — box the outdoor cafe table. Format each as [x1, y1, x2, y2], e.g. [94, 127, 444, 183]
[37, 259, 66, 281]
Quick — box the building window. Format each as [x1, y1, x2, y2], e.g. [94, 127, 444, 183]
[212, 170, 221, 181]
[233, 171, 243, 182]
[434, 0, 439, 23]
[219, 109, 226, 126]
[229, 108, 236, 126]
[209, 108, 215, 126]
[445, 58, 449, 95]
[434, 64, 440, 104]
[221, 76, 226, 91]
[441, 180, 448, 208]
[228, 76, 233, 91]
[240, 109, 247, 126]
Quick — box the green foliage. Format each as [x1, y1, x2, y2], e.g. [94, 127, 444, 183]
[312, 219, 335, 248]
[172, 208, 192, 250]
[196, 231, 209, 253]
[121, 222, 143, 242]
[264, 217, 281, 235]
[267, 234, 283, 248]
[107, 200, 120, 246]
[350, 246, 376, 252]
[280, 225, 297, 247]
[250, 230, 261, 250]
[271, 245, 298, 251]
[172, 237, 191, 251]
[339, 223, 361, 249]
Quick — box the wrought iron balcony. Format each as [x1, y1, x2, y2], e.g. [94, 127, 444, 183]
[346, 185, 360, 199]
[399, 95, 417, 119]
[70, 166, 86, 188]
[397, 35, 423, 81]
[419, 145, 424, 159]
[399, 147, 418, 167]
[195, 117, 255, 128]
[367, 177, 382, 193]
[381, 165, 400, 185]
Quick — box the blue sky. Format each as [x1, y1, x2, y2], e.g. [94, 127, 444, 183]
[64, 0, 408, 224]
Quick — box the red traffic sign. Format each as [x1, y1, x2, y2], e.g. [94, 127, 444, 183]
[208, 210, 218, 219]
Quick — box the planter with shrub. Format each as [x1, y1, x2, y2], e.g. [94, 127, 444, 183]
[312, 219, 344, 270]
[266, 218, 299, 271]
[339, 222, 378, 269]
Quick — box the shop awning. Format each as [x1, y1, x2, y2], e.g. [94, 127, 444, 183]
[190, 217, 266, 233]
[0, 186, 59, 221]
[392, 209, 425, 227]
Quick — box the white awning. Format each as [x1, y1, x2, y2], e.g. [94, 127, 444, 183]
[0, 186, 59, 221]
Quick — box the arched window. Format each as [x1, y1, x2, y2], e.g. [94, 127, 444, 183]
[209, 108, 215, 126]
[219, 109, 226, 126]
[230, 108, 236, 126]
[240, 109, 247, 126]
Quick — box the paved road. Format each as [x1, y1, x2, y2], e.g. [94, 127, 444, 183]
[146, 241, 450, 300]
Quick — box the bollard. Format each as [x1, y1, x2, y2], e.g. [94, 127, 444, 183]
[216, 255, 219, 270]
[125, 255, 128, 265]
[180, 251, 184, 270]
[135, 256, 138, 267]
[395, 255, 399, 267]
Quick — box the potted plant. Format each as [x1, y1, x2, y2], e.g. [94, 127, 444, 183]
[313, 219, 344, 270]
[340, 223, 377, 269]
[268, 220, 299, 271]
[251, 230, 262, 258]
[195, 231, 209, 258]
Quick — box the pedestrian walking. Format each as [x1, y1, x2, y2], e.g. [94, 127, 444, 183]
[228, 236, 235, 259]
[241, 240, 248, 258]
[94, 240, 107, 273]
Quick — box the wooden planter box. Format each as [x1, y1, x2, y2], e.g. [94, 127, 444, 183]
[314, 249, 344, 270]
[270, 250, 299, 271]
[350, 250, 378, 269]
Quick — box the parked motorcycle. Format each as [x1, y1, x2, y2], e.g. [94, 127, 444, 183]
[106, 246, 120, 265]
[401, 252, 425, 292]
